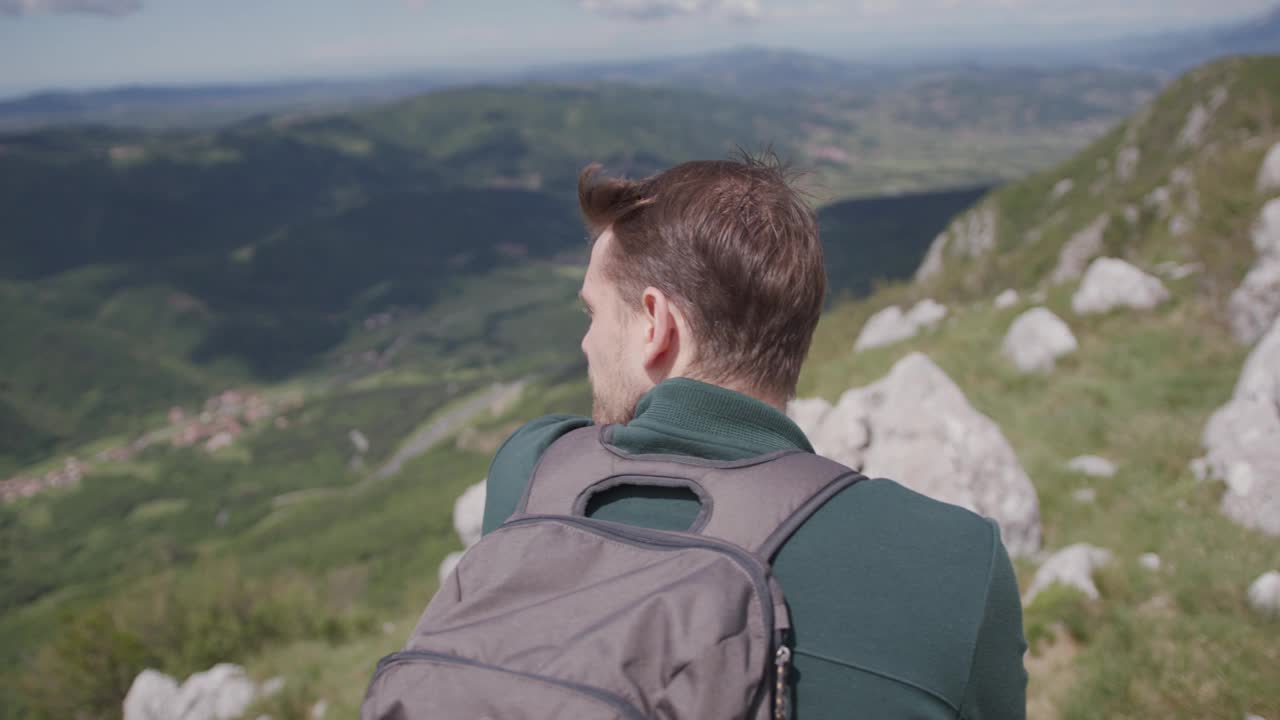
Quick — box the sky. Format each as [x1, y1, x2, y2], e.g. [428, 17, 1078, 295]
[0, 0, 1274, 97]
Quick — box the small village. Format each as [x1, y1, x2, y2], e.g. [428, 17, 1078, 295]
[0, 388, 299, 505]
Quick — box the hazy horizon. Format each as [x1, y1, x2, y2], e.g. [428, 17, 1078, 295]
[0, 0, 1274, 99]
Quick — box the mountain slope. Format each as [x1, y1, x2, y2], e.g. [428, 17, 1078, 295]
[914, 55, 1278, 304]
[799, 55, 1280, 719]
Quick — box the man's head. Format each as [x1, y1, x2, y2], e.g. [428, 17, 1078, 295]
[577, 154, 826, 424]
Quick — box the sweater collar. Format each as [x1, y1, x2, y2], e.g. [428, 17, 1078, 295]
[625, 377, 814, 454]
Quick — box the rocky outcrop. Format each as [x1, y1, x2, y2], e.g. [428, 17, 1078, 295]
[1024, 544, 1112, 605]
[1177, 104, 1210, 148]
[124, 664, 263, 720]
[1177, 87, 1227, 149]
[854, 306, 912, 351]
[123, 670, 180, 720]
[1050, 179, 1074, 201]
[853, 299, 948, 352]
[994, 289, 1019, 309]
[1071, 258, 1170, 315]
[1051, 215, 1111, 284]
[788, 352, 1041, 557]
[1202, 316, 1280, 536]
[453, 481, 485, 547]
[1116, 146, 1140, 183]
[1067, 456, 1117, 478]
[1258, 141, 1280, 193]
[915, 206, 996, 282]
[1002, 308, 1078, 373]
[438, 480, 487, 584]
[1229, 198, 1280, 344]
[1248, 571, 1280, 616]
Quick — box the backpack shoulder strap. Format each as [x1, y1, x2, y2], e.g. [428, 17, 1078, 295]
[513, 424, 865, 559]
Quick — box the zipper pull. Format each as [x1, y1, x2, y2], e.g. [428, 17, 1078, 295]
[774, 645, 792, 720]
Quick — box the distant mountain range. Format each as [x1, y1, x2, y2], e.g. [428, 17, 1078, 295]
[1120, 4, 1280, 70]
[2, 4, 1276, 131]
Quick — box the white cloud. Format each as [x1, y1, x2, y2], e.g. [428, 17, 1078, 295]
[0, 0, 142, 16]
[581, 0, 764, 22]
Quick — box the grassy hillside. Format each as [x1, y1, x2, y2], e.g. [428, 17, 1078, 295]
[801, 55, 1280, 719]
[0, 262, 593, 719]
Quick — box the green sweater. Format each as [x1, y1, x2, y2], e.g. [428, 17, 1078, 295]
[483, 377, 1028, 719]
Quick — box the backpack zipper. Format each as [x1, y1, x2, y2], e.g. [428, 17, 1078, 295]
[373, 648, 647, 720]
[499, 514, 787, 718]
[774, 644, 792, 720]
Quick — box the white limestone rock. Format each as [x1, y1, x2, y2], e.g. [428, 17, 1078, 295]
[994, 289, 1019, 309]
[1177, 103, 1210, 148]
[349, 429, 369, 455]
[854, 306, 913, 352]
[437, 480, 488, 583]
[453, 481, 486, 548]
[1210, 85, 1229, 112]
[853, 299, 947, 352]
[790, 352, 1041, 556]
[124, 669, 180, 720]
[1139, 553, 1161, 571]
[1254, 198, 1280, 258]
[1071, 258, 1170, 315]
[1155, 261, 1202, 281]
[1051, 214, 1111, 284]
[1231, 262, 1280, 345]
[260, 677, 285, 697]
[905, 298, 948, 328]
[915, 237, 946, 283]
[1067, 455, 1117, 478]
[1258, 140, 1280, 193]
[1248, 571, 1280, 616]
[1169, 214, 1192, 237]
[1171, 166, 1200, 217]
[1072, 487, 1097, 504]
[1229, 199, 1280, 344]
[1024, 543, 1112, 604]
[785, 397, 833, 440]
[1001, 307, 1078, 373]
[1189, 457, 1210, 482]
[915, 206, 996, 282]
[1202, 317, 1280, 536]
[787, 395, 871, 478]
[1116, 146, 1140, 183]
[168, 664, 258, 720]
[1144, 185, 1172, 218]
[1050, 178, 1074, 201]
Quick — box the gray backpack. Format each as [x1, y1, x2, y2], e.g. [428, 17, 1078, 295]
[362, 425, 864, 720]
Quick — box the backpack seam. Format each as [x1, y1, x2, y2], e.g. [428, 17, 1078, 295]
[792, 647, 960, 713]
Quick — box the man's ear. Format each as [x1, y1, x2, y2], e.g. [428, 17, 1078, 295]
[639, 286, 678, 372]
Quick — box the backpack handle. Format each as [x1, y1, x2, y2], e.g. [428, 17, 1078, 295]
[568, 473, 715, 531]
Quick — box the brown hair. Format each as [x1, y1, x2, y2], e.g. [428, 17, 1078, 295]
[578, 153, 826, 400]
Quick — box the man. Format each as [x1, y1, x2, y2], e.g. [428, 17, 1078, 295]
[481, 156, 1028, 718]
